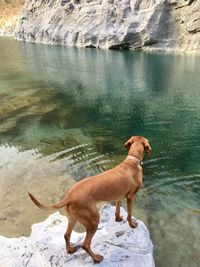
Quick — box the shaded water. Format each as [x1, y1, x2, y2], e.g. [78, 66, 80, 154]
[0, 37, 200, 266]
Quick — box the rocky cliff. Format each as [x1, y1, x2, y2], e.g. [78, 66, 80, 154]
[13, 0, 200, 52]
[1, 0, 200, 51]
[0, 0, 24, 36]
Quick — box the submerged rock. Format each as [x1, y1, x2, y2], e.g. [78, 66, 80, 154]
[14, 0, 200, 52]
[0, 204, 155, 267]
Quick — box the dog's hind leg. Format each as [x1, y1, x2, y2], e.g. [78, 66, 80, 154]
[82, 212, 103, 263]
[64, 208, 77, 254]
[76, 202, 103, 263]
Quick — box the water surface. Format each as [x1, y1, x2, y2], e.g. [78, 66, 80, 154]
[0, 37, 200, 267]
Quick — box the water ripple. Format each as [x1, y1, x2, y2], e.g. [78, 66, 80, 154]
[48, 143, 114, 180]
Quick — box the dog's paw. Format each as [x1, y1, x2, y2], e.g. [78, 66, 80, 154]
[128, 219, 138, 228]
[115, 215, 123, 222]
[67, 246, 77, 254]
[93, 254, 104, 263]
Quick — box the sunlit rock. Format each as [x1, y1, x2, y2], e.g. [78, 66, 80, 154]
[0, 0, 24, 36]
[13, 0, 200, 52]
[0, 204, 155, 266]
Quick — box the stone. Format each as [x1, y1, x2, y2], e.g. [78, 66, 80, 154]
[1, 0, 200, 52]
[11, 0, 200, 52]
[0, 204, 155, 267]
[0, 1, 24, 36]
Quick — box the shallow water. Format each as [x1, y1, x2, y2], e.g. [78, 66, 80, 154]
[0, 37, 200, 266]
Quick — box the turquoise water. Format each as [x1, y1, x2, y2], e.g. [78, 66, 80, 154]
[0, 37, 200, 266]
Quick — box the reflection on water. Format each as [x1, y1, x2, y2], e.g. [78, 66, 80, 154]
[0, 37, 200, 266]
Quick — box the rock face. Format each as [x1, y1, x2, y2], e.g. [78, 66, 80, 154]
[0, 204, 155, 267]
[0, 0, 24, 36]
[15, 0, 200, 52]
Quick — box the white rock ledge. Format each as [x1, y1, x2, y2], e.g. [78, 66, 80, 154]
[14, 0, 200, 53]
[0, 204, 155, 267]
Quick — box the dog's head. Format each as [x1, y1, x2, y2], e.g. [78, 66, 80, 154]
[124, 136, 152, 154]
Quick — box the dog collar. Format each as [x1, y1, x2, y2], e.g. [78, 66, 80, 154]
[127, 155, 144, 166]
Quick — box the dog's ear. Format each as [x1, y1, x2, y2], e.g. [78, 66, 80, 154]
[143, 139, 152, 154]
[124, 137, 135, 150]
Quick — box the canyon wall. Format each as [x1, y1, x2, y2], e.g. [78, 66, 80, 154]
[1, 0, 200, 52]
[0, 0, 24, 36]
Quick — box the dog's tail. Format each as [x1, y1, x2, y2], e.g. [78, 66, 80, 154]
[28, 192, 70, 210]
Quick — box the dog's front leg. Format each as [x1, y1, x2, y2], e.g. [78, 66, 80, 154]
[115, 200, 123, 222]
[127, 195, 138, 228]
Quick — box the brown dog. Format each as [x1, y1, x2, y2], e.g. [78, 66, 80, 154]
[28, 136, 151, 263]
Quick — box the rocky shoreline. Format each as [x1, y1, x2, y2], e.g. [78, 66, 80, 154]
[0, 204, 155, 267]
